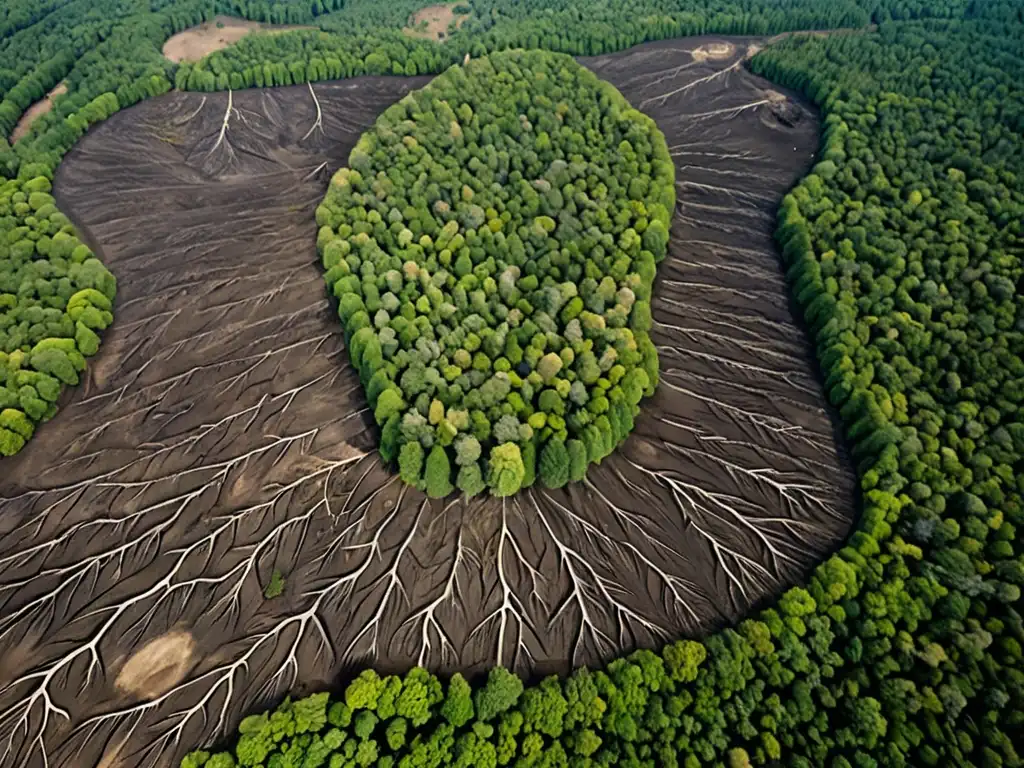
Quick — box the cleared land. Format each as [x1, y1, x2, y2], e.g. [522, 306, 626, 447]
[162, 15, 311, 63]
[10, 81, 67, 142]
[0, 38, 855, 768]
[404, 3, 470, 41]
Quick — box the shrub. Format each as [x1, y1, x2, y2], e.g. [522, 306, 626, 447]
[456, 463, 485, 496]
[398, 441, 424, 487]
[474, 668, 523, 722]
[568, 439, 588, 483]
[424, 444, 454, 498]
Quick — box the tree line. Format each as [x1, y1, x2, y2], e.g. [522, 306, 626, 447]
[0, 174, 116, 455]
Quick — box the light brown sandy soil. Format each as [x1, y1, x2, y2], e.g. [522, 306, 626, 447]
[0, 37, 855, 768]
[404, 3, 470, 41]
[10, 81, 67, 142]
[162, 14, 310, 63]
[691, 42, 735, 61]
[115, 631, 196, 700]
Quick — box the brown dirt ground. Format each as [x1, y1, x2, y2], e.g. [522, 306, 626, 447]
[404, 3, 470, 41]
[0, 37, 855, 768]
[162, 14, 312, 63]
[10, 81, 67, 143]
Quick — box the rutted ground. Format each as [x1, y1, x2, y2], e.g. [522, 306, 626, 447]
[0, 38, 854, 768]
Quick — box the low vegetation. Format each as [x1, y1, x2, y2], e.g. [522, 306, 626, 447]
[315, 50, 673, 497]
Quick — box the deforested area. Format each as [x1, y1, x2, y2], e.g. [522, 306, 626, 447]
[0, 40, 854, 767]
[162, 15, 314, 63]
[2, 0, 1023, 766]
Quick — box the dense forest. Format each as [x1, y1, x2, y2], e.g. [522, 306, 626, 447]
[316, 50, 672, 497]
[0, 0, 1022, 766]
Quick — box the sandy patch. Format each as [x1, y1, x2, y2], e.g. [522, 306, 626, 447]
[163, 15, 310, 63]
[115, 630, 195, 700]
[11, 82, 68, 143]
[691, 42, 735, 62]
[404, 3, 470, 42]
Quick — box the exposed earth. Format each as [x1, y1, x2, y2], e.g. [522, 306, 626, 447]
[162, 15, 312, 63]
[404, 3, 470, 41]
[0, 38, 855, 768]
[10, 81, 67, 142]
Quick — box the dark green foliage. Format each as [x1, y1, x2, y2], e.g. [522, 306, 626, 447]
[317, 49, 671, 496]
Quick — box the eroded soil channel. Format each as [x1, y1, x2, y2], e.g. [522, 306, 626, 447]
[0, 37, 854, 768]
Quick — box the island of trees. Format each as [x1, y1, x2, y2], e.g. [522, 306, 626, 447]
[316, 49, 672, 497]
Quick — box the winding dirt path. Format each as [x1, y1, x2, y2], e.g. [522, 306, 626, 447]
[10, 81, 66, 142]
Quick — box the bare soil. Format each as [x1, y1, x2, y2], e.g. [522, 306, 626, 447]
[115, 630, 196, 700]
[162, 15, 312, 63]
[0, 38, 855, 768]
[10, 81, 67, 143]
[691, 42, 735, 62]
[404, 3, 470, 41]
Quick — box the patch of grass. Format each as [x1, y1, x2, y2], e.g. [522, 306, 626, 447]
[263, 568, 286, 599]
